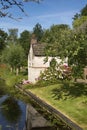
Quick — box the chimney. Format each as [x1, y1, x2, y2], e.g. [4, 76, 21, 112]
[31, 34, 37, 44]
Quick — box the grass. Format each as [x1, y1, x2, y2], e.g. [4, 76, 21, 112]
[0, 64, 27, 97]
[28, 81, 87, 130]
[0, 65, 27, 87]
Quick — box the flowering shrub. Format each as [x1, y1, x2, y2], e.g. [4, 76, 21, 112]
[22, 79, 31, 85]
[36, 60, 72, 86]
[60, 64, 72, 80]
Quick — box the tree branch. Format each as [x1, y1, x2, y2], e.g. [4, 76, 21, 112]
[0, 0, 42, 18]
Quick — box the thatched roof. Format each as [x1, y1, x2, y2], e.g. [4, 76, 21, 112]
[32, 43, 46, 56]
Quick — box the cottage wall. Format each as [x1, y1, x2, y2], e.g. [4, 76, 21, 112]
[28, 55, 67, 83]
[28, 66, 46, 83]
[29, 56, 64, 68]
[33, 57, 50, 67]
[28, 56, 50, 83]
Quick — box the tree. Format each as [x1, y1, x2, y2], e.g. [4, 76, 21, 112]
[73, 16, 87, 28]
[72, 4, 87, 28]
[61, 30, 87, 79]
[0, 29, 8, 54]
[72, 13, 80, 20]
[80, 4, 87, 16]
[41, 24, 71, 57]
[78, 21, 87, 33]
[0, 0, 42, 18]
[18, 30, 31, 57]
[8, 28, 18, 43]
[2, 44, 25, 75]
[33, 23, 44, 41]
[41, 23, 87, 79]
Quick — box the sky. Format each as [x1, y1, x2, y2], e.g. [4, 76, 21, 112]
[0, 0, 87, 35]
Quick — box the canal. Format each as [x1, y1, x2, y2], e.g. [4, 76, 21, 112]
[0, 79, 57, 130]
[0, 79, 79, 130]
[0, 95, 26, 130]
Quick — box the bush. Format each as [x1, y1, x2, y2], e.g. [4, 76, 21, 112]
[36, 64, 72, 87]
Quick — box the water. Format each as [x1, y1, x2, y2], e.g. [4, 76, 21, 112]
[0, 95, 26, 130]
[0, 80, 71, 130]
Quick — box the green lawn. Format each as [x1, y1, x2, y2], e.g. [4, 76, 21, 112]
[28, 82, 87, 130]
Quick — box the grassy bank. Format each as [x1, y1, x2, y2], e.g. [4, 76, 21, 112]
[28, 82, 87, 130]
[0, 65, 27, 98]
[0, 65, 27, 86]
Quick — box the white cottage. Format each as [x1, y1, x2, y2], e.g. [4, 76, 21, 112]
[28, 37, 68, 83]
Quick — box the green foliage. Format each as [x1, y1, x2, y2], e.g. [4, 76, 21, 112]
[79, 21, 87, 34]
[50, 58, 57, 68]
[0, 29, 8, 54]
[36, 60, 71, 87]
[0, 79, 8, 96]
[0, 64, 27, 97]
[33, 23, 44, 42]
[67, 31, 87, 78]
[42, 24, 71, 57]
[2, 44, 26, 71]
[8, 28, 18, 43]
[41, 22, 87, 79]
[36, 68, 60, 86]
[19, 30, 31, 57]
[72, 13, 80, 20]
[72, 4, 87, 28]
[81, 4, 87, 16]
[73, 16, 87, 28]
[1, 96, 22, 123]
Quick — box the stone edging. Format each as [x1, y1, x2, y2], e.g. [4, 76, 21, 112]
[15, 84, 83, 130]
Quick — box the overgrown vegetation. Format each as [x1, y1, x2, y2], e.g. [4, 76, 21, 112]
[0, 64, 27, 97]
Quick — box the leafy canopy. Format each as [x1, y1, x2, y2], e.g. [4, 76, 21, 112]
[0, 29, 8, 53]
[2, 44, 25, 69]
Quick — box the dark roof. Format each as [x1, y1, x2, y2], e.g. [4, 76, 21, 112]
[32, 43, 46, 56]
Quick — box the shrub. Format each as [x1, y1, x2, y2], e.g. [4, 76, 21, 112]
[36, 64, 72, 87]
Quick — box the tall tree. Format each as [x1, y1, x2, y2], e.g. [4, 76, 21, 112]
[8, 28, 18, 44]
[68, 31, 87, 78]
[42, 23, 87, 79]
[19, 30, 31, 57]
[42, 24, 71, 57]
[2, 44, 25, 75]
[72, 13, 80, 20]
[0, 29, 8, 53]
[73, 16, 87, 28]
[73, 4, 87, 28]
[33, 23, 44, 42]
[80, 4, 87, 16]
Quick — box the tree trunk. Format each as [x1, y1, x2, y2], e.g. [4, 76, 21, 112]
[10, 67, 13, 72]
[16, 68, 19, 76]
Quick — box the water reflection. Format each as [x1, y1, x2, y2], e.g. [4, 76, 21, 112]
[0, 80, 7, 96]
[1, 96, 22, 123]
[0, 95, 26, 130]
